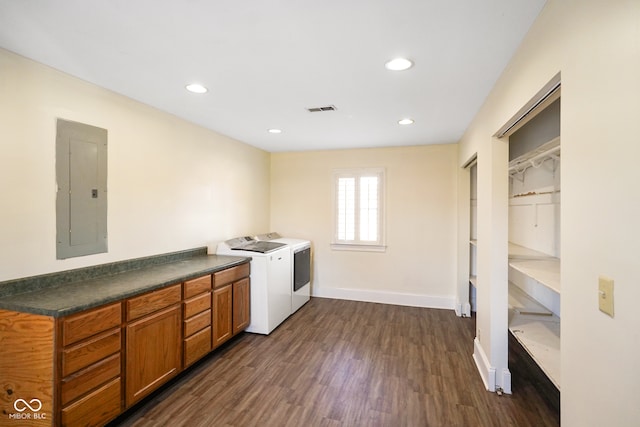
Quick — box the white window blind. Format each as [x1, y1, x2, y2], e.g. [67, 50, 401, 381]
[332, 168, 385, 250]
[359, 176, 378, 242]
[337, 177, 356, 241]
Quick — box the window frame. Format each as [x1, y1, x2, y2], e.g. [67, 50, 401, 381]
[331, 167, 386, 252]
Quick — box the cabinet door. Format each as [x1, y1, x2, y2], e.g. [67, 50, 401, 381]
[125, 305, 181, 407]
[233, 278, 250, 334]
[212, 285, 232, 348]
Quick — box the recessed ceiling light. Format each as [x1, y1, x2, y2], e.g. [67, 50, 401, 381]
[185, 83, 208, 94]
[268, 128, 282, 134]
[398, 118, 414, 125]
[385, 58, 414, 71]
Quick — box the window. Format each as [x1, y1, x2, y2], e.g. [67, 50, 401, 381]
[332, 168, 385, 251]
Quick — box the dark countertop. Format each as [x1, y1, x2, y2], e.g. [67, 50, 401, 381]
[0, 253, 250, 318]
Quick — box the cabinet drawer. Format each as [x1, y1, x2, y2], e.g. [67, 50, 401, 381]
[127, 284, 181, 321]
[184, 275, 212, 299]
[61, 353, 121, 405]
[184, 326, 211, 367]
[63, 302, 121, 346]
[63, 328, 121, 377]
[184, 309, 211, 337]
[213, 263, 250, 288]
[184, 292, 211, 318]
[62, 377, 121, 427]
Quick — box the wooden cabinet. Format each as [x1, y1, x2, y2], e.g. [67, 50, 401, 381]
[0, 260, 250, 426]
[125, 284, 181, 407]
[213, 263, 250, 348]
[183, 275, 212, 367]
[59, 302, 123, 426]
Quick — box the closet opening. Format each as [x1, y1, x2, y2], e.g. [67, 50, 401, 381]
[501, 74, 561, 401]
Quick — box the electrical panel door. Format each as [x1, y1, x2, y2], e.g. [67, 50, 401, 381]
[56, 119, 108, 259]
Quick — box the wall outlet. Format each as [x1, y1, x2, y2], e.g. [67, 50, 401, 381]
[598, 276, 614, 317]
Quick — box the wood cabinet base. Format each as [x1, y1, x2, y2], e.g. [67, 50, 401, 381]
[0, 261, 250, 426]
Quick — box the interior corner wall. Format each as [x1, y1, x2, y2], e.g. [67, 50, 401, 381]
[0, 48, 270, 282]
[270, 144, 458, 309]
[457, 0, 640, 425]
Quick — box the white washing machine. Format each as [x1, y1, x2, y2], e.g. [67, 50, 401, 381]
[216, 236, 291, 334]
[256, 232, 311, 314]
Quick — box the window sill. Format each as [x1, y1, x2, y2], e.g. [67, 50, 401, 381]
[330, 243, 387, 253]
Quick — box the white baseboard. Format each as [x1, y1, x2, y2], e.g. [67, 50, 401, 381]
[472, 337, 496, 392]
[501, 368, 512, 395]
[455, 302, 472, 318]
[311, 286, 455, 310]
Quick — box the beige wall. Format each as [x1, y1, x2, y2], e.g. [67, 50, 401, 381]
[0, 49, 270, 282]
[271, 144, 458, 308]
[458, 0, 640, 424]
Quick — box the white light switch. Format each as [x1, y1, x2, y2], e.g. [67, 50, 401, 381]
[598, 276, 614, 317]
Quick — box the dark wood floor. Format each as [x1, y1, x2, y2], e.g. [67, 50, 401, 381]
[109, 298, 559, 427]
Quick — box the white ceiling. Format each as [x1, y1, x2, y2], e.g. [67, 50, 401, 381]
[0, 0, 546, 152]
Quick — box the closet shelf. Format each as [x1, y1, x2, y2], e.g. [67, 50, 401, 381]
[509, 282, 552, 316]
[509, 136, 560, 176]
[509, 191, 558, 205]
[509, 258, 561, 294]
[509, 310, 561, 390]
[508, 242, 555, 260]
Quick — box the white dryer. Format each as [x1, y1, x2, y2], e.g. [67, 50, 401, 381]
[256, 232, 311, 314]
[216, 236, 291, 334]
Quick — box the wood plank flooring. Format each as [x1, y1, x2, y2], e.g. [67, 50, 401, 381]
[108, 298, 559, 427]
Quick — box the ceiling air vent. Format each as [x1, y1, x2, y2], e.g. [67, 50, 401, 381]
[307, 105, 337, 113]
